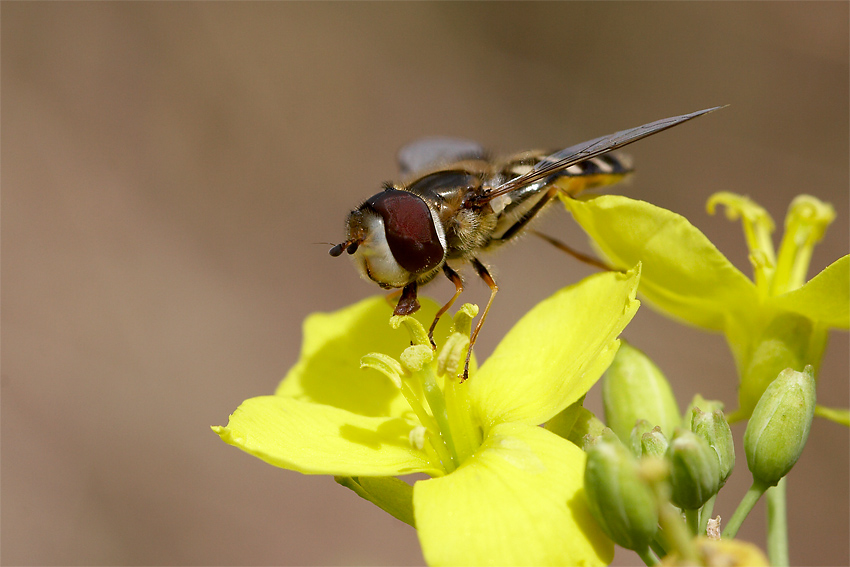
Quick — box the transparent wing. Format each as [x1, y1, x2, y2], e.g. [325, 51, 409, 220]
[475, 105, 725, 203]
[397, 137, 486, 176]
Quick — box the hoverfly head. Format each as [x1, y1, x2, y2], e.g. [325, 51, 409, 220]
[331, 189, 446, 289]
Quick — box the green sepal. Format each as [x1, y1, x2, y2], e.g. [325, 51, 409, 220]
[691, 408, 735, 488]
[335, 476, 415, 527]
[543, 396, 586, 441]
[629, 420, 655, 457]
[602, 341, 680, 444]
[548, 405, 607, 449]
[639, 426, 669, 459]
[736, 312, 823, 419]
[682, 394, 724, 430]
[584, 429, 659, 552]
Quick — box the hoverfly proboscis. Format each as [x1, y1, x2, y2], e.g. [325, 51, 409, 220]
[330, 106, 724, 380]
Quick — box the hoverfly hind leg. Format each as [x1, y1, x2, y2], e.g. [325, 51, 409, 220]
[428, 264, 464, 349]
[531, 230, 619, 273]
[461, 258, 499, 382]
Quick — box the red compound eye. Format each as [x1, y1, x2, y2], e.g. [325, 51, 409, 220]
[365, 189, 444, 274]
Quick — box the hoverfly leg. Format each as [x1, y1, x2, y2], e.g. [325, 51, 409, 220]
[530, 230, 619, 272]
[461, 258, 499, 382]
[428, 264, 464, 348]
[385, 288, 403, 308]
[394, 282, 420, 316]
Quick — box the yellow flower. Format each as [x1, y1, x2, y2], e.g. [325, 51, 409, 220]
[214, 269, 641, 565]
[564, 193, 848, 422]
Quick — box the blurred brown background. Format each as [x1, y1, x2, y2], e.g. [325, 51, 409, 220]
[3, 3, 847, 565]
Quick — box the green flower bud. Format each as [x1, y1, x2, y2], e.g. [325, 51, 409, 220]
[738, 313, 825, 419]
[640, 426, 669, 459]
[666, 429, 721, 510]
[584, 429, 659, 551]
[744, 366, 816, 486]
[629, 419, 655, 456]
[603, 342, 680, 443]
[682, 394, 724, 430]
[691, 408, 735, 488]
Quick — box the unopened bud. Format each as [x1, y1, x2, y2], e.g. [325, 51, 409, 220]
[691, 408, 735, 488]
[682, 394, 724, 430]
[640, 426, 669, 459]
[667, 429, 721, 510]
[584, 429, 658, 551]
[629, 419, 655, 456]
[603, 342, 679, 443]
[744, 366, 816, 486]
[738, 313, 823, 419]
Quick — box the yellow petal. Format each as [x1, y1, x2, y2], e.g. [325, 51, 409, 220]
[276, 296, 451, 418]
[565, 195, 758, 332]
[213, 396, 440, 476]
[414, 422, 613, 566]
[470, 268, 639, 428]
[769, 255, 849, 329]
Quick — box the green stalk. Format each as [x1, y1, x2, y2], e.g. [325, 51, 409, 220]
[699, 494, 717, 534]
[767, 478, 789, 566]
[636, 546, 659, 566]
[684, 508, 699, 535]
[722, 479, 769, 539]
[659, 502, 698, 564]
[649, 537, 667, 561]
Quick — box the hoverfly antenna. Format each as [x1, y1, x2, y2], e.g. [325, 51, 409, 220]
[329, 239, 361, 257]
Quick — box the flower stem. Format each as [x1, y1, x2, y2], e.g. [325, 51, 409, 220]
[636, 546, 659, 566]
[699, 494, 717, 534]
[722, 479, 769, 539]
[659, 502, 698, 563]
[767, 477, 789, 566]
[684, 508, 699, 535]
[649, 536, 667, 560]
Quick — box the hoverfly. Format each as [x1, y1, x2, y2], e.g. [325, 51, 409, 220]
[330, 106, 723, 379]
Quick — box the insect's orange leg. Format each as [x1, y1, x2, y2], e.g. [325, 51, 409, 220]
[462, 258, 498, 382]
[531, 230, 620, 272]
[428, 264, 464, 348]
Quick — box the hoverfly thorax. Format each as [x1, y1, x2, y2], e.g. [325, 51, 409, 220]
[332, 188, 447, 290]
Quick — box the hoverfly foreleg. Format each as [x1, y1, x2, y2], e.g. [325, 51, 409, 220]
[394, 282, 420, 316]
[530, 230, 618, 272]
[428, 264, 464, 348]
[462, 258, 499, 382]
[385, 288, 403, 308]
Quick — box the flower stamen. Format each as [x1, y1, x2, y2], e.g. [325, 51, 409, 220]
[707, 192, 776, 295]
[772, 195, 835, 295]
